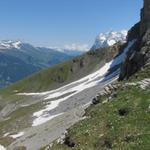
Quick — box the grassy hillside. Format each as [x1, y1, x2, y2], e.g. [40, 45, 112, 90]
[42, 64, 150, 150]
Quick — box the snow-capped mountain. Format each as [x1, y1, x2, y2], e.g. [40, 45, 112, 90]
[0, 40, 21, 50]
[0, 40, 74, 88]
[0, 40, 86, 56]
[91, 30, 128, 50]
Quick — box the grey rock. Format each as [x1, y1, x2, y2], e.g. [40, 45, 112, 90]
[140, 0, 150, 35]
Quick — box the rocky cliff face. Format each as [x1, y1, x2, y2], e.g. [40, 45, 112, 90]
[119, 0, 150, 80]
[140, 0, 150, 35]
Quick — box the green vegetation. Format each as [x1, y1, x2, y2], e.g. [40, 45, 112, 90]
[41, 64, 150, 150]
[129, 63, 150, 81]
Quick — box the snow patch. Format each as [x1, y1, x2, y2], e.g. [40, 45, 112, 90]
[32, 113, 63, 126]
[10, 132, 24, 139]
[12, 41, 21, 49]
[0, 40, 21, 50]
[109, 40, 136, 68]
[0, 145, 6, 150]
[3, 132, 10, 137]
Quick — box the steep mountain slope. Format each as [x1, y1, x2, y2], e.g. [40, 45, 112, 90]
[0, 53, 38, 88]
[0, 41, 72, 88]
[0, 40, 126, 150]
[91, 30, 127, 50]
[0, 42, 124, 94]
[43, 0, 150, 149]
[49, 64, 150, 150]
[0, 1, 149, 150]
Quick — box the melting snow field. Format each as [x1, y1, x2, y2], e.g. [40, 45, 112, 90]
[28, 62, 110, 127]
[18, 40, 136, 127]
[3, 132, 10, 137]
[10, 132, 24, 139]
[0, 145, 6, 150]
[32, 113, 64, 126]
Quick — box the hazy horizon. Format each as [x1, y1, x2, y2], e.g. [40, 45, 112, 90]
[0, 0, 142, 49]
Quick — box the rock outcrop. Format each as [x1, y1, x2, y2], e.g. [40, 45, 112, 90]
[140, 0, 150, 35]
[119, 0, 150, 80]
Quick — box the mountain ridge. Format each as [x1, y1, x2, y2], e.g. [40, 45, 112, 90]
[0, 41, 73, 88]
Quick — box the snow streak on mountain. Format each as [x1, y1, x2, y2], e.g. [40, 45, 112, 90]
[18, 39, 135, 127]
[0, 40, 21, 50]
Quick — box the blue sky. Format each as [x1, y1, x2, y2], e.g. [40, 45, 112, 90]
[0, 0, 143, 49]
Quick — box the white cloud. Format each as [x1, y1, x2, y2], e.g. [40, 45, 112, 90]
[64, 43, 90, 51]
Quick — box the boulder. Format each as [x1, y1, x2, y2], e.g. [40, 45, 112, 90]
[118, 107, 129, 116]
[64, 136, 75, 148]
[92, 96, 101, 105]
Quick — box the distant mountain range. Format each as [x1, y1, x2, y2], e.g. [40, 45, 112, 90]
[0, 40, 82, 88]
[91, 30, 127, 50]
[0, 30, 127, 88]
